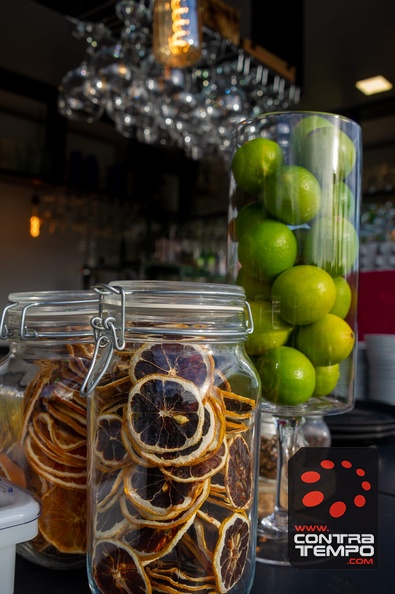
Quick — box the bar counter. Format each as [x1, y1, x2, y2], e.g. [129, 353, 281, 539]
[15, 442, 395, 594]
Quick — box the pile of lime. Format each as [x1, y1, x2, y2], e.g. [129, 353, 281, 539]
[231, 115, 358, 407]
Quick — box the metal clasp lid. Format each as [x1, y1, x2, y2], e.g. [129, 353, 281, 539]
[80, 282, 254, 396]
[0, 297, 99, 340]
[0, 302, 17, 339]
[80, 284, 126, 396]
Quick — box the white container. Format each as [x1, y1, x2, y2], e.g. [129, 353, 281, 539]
[0, 477, 40, 594]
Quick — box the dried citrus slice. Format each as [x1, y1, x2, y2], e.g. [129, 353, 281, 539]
[225, 419, 249, 434]
[95, 413, 130, 469]
[221, 389, 255, 418]
[92, 539, 151, 594]
[50, 379, 87, 412]
[95, 496, 129, 539]
[148, 573, 214, 593]
[212, 512, 250, 593]
[46, 402, 86, 437]
[122, 512, 195, 564]
[122, 430, 156, 468]
[146, 566, 215, 590]
[126, 375, 205, 454]
[0, 453, 26, 488]
[20, 362, 54, 441]
[32, 411, 86, 454]
[95, 375, 132, 414]
[161, 440, 228, 483]
[24, 434, 86, 490]
[129, 343, 215, 396]
[179, 532, 213, 575]
[39, 485, 87, 553]
[224, 435, 252, 509]
[66, 342, 95, 377]
[96, 467, 125, 511]
[138, 400, 217, 468]
[120, 480, 210, 529]
[27, 424, 85, 468]
[124, 463, 207, 520]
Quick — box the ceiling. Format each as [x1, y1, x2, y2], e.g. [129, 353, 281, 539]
[1, 0, 395, 154]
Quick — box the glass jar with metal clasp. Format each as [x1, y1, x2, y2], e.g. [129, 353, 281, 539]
[80, 280, 261, 594]
[0, 290, 99, 568]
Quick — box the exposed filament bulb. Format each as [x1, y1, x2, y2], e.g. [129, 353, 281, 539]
[153, 0, 202, 68]
[169, 0, 190, 52]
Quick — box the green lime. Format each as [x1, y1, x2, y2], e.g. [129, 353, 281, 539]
[303, 215, 359, 277]
[271, 264, 336, 325]
[295, 313, 355, 366]
[263, 165, 321, 225]
[231, 137, 284, 194]
[246, 300, 293, 356]
[234, 201, 269, 241]
[298, 126, 356, 184]
[320, 181, 356, 220]
[329, 277, 352, 319]
[291, 115, 334, 162]
[255, 346, 316, 406]
[238, 219, 298, 281]
[313, 364, 341, 396]
[236, 267, 272, 301]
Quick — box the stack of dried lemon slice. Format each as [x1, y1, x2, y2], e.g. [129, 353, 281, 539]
[90, 342, 257, 594]
[0, 344, 94, 559]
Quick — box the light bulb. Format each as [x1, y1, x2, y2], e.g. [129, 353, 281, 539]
[153, 0, 202, 68]
[30, 193, 41, 237]
[30, 215, 41, 238]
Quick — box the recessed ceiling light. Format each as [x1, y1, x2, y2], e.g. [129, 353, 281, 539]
[355, 75, 393, 95]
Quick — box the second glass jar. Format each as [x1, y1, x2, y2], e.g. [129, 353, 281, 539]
[82, 280, 261, 594]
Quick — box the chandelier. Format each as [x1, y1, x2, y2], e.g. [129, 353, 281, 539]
[57, 0, 300, 161]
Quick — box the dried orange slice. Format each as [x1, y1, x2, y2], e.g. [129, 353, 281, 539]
[95, 375, 132, 414]
[122, 430, 156, 468]
[146, 566, 215, 590]
[0, 453, 26, 488]
[138, 400, 216, 468]
[161, 440, 228, 483]
[46, 402, 86, 437]
[95, 413, 130, 469]
[129, 343, 215, 395]
[27, 424, 85, 468]
[179, 532, 213, 575]
[92, 539, 151, 594]
[124, 463, 207, 520]
[20, 362, 54, 441]
[95, 496, 129, 539]
[24, 434, 86, 490]
[32, 411, 86, 454]
[120, 480, 210, 529]
[212, 512, 250, 593]
[122, 512, 195, 564]
[210, 386, 256, 419]
[224, 435, 252, 509]
[126, 375, 205, 454]
[225, 419, 249, 434]
[96, 467, 125, 511]
[39, 486, 87, 553]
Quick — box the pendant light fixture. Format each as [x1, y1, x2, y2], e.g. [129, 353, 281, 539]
[153, 0, 203, 68]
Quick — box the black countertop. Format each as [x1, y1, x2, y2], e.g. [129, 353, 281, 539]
[15, 442, 395, 594]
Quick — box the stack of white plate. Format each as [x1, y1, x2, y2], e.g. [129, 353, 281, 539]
[365, 334, 395, 405]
